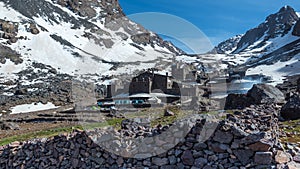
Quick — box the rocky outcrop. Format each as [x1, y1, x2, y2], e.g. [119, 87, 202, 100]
[55, 0, 124, 20]
[210, 34, 243, 54]
[225, 84, 285, 109]
[131, 33, 151, 45]
[0, 63, 73, 112]
[248, 84, 285, 104]
[0, 20, 18, 34]
[292, 20, 300, 36]
[0, 19, 19, 43]
[225, 93, 253, 110]
[281, 95, 300, 120]
[0, 44, 23, 64]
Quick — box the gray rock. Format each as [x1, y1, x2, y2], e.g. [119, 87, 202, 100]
[194, 157, 207, 168]
[286, 161, 300, 169]
[231, 125, 249, 138]
[161, 165, 177, 169]
[168, 155, 177, 165]
[213, 130, 233, 144]
[293, 155, 300, 163]
[241, 132, 266, 145]
[233, 149, 254, 165]
[281, 95, 300, 120]
[254, 152, 273, 165]
[225, 93, 253, 110]
[228, 167, 239, 169]
[152, 157, 169, 166]
[247, 84, 285, 104]
[194, 143, 207, 151]
[210, 143, 229, 153]
[181, 150, 194, 166]
[203, 165, 215, 169]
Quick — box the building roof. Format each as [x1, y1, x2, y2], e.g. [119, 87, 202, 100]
[129, 93, 180, 98]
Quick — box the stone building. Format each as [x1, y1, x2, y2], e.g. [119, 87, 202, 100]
[129, 70, 180, 97]
[172, 62, 199, 82]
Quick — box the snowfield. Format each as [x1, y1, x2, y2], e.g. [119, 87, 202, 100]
[0, 0, 177, 80]
[246, 54, 300, 85]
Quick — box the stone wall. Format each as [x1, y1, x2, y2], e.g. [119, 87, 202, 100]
[0, 105, 299, 169]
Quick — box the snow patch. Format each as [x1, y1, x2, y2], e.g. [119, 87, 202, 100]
[10, 102, 59, 114]
[0, 59, 27, 82]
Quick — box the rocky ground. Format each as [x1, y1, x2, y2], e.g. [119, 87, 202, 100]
[0, 100, 299, 168]
[0, 67, 73, 113]
[0, 72, 299, 168]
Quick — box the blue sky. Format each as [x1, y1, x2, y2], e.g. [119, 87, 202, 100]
[119, 0, 299, 53]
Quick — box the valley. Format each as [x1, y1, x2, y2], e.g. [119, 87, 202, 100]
[0, 0, 300, 168]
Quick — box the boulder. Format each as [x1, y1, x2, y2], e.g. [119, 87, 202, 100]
[29, 24, 40, 35]
[225, 93, 253, 110]
[247, 84, 285, 104]
[281, 95, 300, 120]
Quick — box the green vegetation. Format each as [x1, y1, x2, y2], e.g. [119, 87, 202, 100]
[150, 106, 192, 127]
[282, 119, 300, 132]
[82, 118, 124, 130]
[0, 118, 124, 146]
[281, 119, 300, 143]
[0, 108, 238, 146]
[0, 125, 83, 146]
[125, 108, 164, 119]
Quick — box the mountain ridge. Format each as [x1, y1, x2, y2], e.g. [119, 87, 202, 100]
[213, 5, 300, 55]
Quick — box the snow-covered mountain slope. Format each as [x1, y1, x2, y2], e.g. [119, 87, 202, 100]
[0, 0, 183, 82]
[234, 6, 299, 54]
[215, 6, 299, 56]
[211, 34, 243, 54]
[212, 5, 300, 84]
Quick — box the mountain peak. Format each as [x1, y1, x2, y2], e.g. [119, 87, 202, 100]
[279, 5, 294, 13]
[272, 5, 298, 23]
[230, 5, 299, 54]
